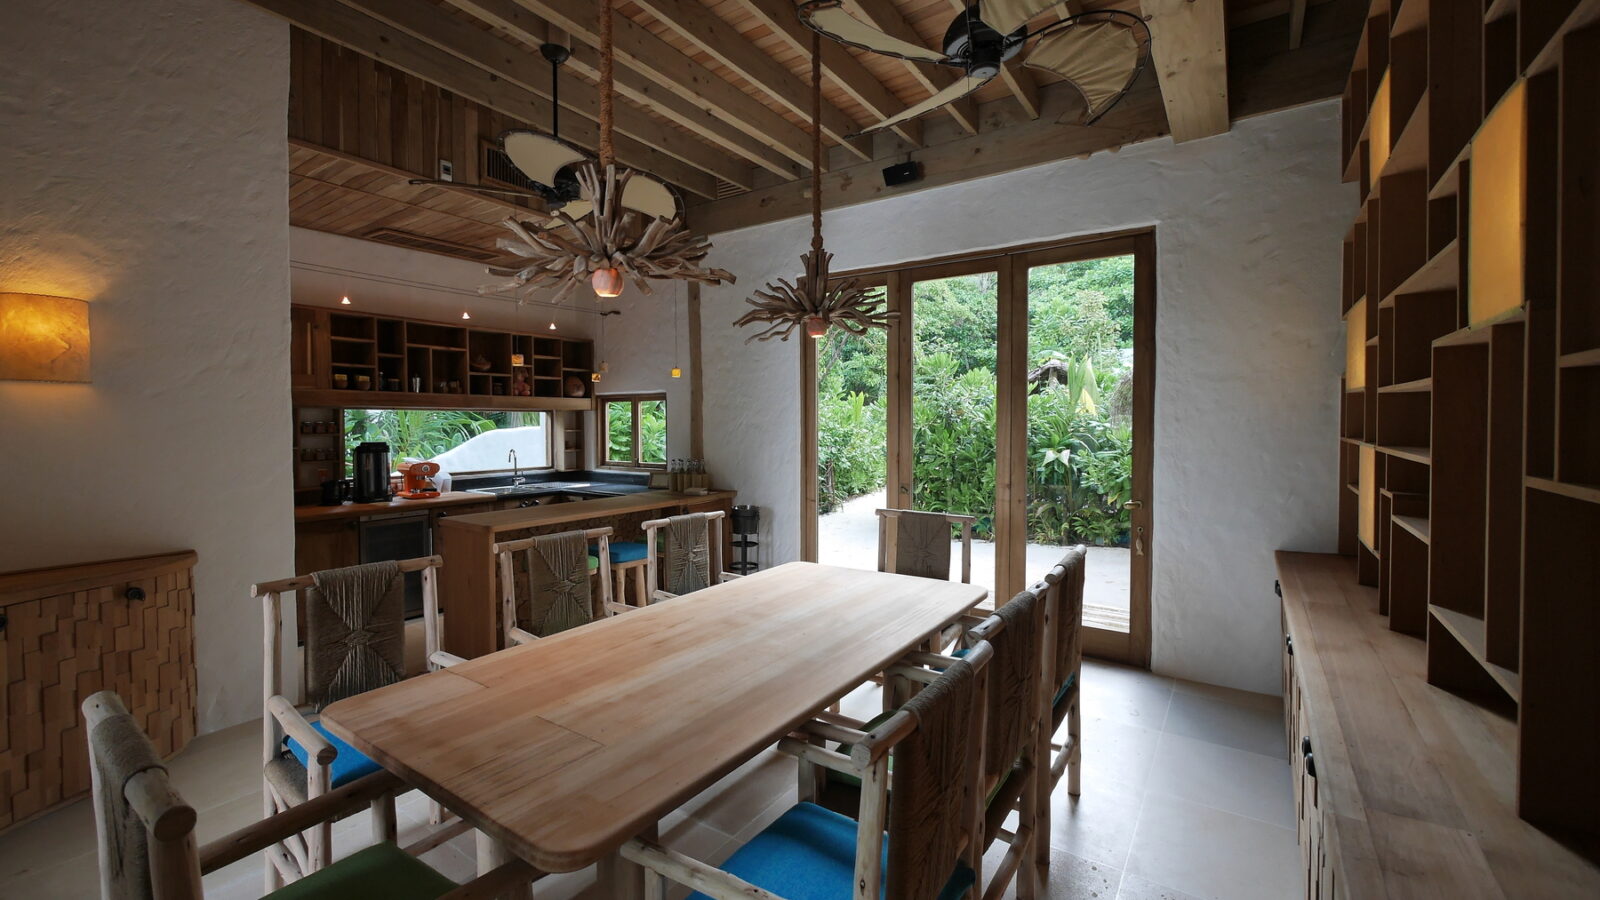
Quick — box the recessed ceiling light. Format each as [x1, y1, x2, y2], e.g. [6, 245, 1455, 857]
[340, 296, 352, 305]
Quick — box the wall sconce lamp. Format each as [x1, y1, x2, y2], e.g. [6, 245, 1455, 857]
[0, 293, 91, 383]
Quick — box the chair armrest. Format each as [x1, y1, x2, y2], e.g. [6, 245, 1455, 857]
[718, 571, 743, 581]
[775, 736, 861, 777]
[199, 770, 404, 874]
[440, 859, 543, 899]
[506, 627, 540, 646]
[267, 696, 334, 766]
[651, 589, 678, 603]
[603, 602, 635, 615]
[429, 650, 466, 668]
[622, 839, 781, 900]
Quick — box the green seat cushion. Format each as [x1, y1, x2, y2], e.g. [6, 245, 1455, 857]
[685, 802, 973, 900]
[284, 721, 383, 789]
[588, 554, 599, 573]
[266, 843, 458, 900]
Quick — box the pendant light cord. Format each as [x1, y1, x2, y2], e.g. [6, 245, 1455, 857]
[599, 0, 616, 170]
[810, 27, 823, 257]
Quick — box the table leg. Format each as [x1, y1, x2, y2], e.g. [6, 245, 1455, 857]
[474, 830, 533, 900]
[597, 823, 657, 900]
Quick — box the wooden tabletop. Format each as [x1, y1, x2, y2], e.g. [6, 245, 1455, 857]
[434, 489, 737, 535]
[320, 562, 985, 871]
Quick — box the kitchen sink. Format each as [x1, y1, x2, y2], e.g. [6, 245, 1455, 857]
[466, 485, 557, 497]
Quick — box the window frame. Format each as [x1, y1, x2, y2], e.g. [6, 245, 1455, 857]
[600, 393, 669, 469]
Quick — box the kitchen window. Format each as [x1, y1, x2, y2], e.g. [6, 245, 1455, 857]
[343, 409, 551, 475]
[602, 395, 667, 469]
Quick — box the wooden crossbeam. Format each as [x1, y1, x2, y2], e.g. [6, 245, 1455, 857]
[334, 0, 756, 189]
[728, 0, 923, 146]
[248, 0, 719, 197]
[507, 0, 830, 170]
[628, 0, 873, 160]
[845, 0, 981, 134]
[1143, 0, 1231, 143]
[450, 0, 801, 179]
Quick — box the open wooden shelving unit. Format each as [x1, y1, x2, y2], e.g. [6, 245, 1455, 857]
[1337, 0, 1600, 858]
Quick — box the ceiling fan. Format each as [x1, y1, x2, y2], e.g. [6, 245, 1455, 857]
[799, 0, 1151, 136]
[408, 43, 678, 225]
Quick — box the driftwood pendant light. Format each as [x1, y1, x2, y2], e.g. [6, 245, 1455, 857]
[734, 31, 894, 342]
[482, 0, 732, 304]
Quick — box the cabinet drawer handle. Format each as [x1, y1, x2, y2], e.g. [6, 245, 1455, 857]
[1301, 736, 1316, 778]
[1285, 634, 1294, 656]
[125, 587, 146, 602]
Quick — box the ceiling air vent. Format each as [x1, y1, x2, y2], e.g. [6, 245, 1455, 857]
[483, 142, 541, 191]
[364, 228, 501, 263]
[715, 179, 747, 199]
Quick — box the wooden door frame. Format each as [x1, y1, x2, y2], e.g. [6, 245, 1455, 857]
[800, 228, 1155, 668]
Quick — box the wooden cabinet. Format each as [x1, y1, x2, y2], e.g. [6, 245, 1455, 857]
[290, 305, 329, 389]
[294, 518, 359, 576]
[0, 551, 198, 833]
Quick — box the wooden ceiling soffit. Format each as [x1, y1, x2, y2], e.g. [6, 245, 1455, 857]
[334, 0, 756, 190]
[727, 0, 923, 147]
[1143, 0, 1231, 143]
[449, 0, 801, 180]
[844, 0, 980, 134]
[249, 0, 719, 198]
[503, 0, 834, 171]
[626, 0, 872, 160]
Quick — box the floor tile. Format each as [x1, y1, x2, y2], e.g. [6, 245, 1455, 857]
[1047, 774, 1145, 869]
[1071, 716, 1163, 788]
[1115, 872, 1207, 900]
[1042, 847, 1124, 900]
[1172, 679, 1282, 715]
[671, 747, 798, 837]
[1162, 692, 1287, 760]
[1079, 662, 1174, 732]
[1146, 732, 1295, 829]
[1125, 793, 1299, 900]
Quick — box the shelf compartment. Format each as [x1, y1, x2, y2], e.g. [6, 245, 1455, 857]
[1559, 29, 1600, 356]
[1392, 513, 1431, 543]
[1484, 322, 1525, 668]
[1557, 365, 1600, 485]
[1429, 343, 1489, 617]
[1427, 605, 1521, 700]
[1380, 445, 1432, 465]
[1526, 476, 1600, 504]
[1385, 485, 1430, 634]
[1385, 238, 1459, 306]
[1392, 290, 1457, 383]
[1379, 377, 1432, 393]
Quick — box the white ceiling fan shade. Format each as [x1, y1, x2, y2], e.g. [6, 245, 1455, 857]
[853, 74, 992, 136]
[621, 175, 679, 221]
[502, 131, 587, 188]
[800, 2, 952, 64]
[1025, 14, 1147, 121]
[980, 0, 1070, 37]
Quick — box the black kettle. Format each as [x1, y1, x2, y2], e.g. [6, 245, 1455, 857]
[352, 441, 393, 503]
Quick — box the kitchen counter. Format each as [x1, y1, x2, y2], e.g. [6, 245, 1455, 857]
[437, 489, 735, 534]
[293, 491, 493, 524]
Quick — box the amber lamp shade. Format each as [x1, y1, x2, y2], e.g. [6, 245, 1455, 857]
[0, 293, 90, 383]
[592, 268, 624, 298]
[804, 315, 828, 339]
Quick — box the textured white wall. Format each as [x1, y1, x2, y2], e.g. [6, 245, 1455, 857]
[0, 0, 291, 731]
[696, 101, 1352, 694]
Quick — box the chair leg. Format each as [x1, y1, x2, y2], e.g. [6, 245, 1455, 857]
[613, 564, 627, 606]
[263, 784, 283, 892]
[476, 830, 534, 900]
[633, 565, 647, 606]
[1067, 697, 1082, 797]
[373, 793, 399, 843]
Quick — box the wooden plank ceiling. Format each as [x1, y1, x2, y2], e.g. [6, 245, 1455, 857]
[253, 0, 1363, 263]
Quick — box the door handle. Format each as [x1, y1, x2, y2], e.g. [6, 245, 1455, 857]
[1124, 500, 1143, 510]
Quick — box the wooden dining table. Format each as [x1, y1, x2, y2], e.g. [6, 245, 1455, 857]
[320, 561, 988, 897]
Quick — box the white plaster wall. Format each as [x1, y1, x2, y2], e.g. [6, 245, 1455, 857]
[696, 101, 1353, 695]
[0, 0, 292, 731]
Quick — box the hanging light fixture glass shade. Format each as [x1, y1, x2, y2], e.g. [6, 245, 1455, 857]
[734, 30, 895, 343]
[592, 267, 624, 297]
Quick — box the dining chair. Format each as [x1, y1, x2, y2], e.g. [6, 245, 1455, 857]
[253, 556, 465, 888]
[641, 510, 740, 603]
[621, 641, 994, 900]
[493, 526, 625, 646]
[1036, 546, 1086, 796]
[876, 508, 978, 584]
[81, 690, 534, 900]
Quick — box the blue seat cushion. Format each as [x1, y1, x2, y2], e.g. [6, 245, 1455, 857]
[1052, 670, 1079, 709]
[687, 802, 973, 900]
[603, 541, 650, 563]
[285, 720, 384, 788]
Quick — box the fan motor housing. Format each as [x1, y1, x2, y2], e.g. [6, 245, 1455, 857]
[942, 12, 1025, 79]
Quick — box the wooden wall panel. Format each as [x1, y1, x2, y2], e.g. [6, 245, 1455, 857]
[0, 552, 198, 833]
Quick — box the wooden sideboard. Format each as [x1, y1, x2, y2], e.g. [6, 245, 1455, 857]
[1277, 551, 1600, 898]
[0, 550, 198, 832]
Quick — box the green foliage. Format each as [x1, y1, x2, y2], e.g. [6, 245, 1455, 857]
[817, 388, 886, 514]
[605, 401, 633, 462]
[344, 409, 499, 471]
[638, 399, 667, 465]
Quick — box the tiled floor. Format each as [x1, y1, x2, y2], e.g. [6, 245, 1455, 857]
[0, 662, 1296, 900]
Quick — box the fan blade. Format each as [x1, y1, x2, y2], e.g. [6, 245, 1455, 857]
[1024, 12, 1148, 122]
[557, 199, 594, 222]
[502, 130, 588, 189]
[981, 0, 1070, 37]
[621, 175, 679, 221]
[851, 74, 991, 137]
[800, 1, 954, 65]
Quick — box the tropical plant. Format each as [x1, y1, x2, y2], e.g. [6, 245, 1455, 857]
[638, 400, 667, 464]
[344, 409, 500, 474]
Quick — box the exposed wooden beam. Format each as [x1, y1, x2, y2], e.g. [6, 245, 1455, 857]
[1143, 0, 1231, 142]
[449, 0, 801, 180]
[247, 0, 720, 197]
[627, 0, 872, 160]
[942, 0, 1040, 119]
[725, 0, 922, 146]
[507, 0, 829, 171]
[333, 0, 756, 189]
[1289, 0, 1308, 48]
[844, 0, 981, 134]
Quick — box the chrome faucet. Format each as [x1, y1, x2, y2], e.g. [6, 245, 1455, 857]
[508, 449, 524, 485]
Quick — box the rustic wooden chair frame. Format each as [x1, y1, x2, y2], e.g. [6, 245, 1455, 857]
[493, 526, 624, 646]
[640, 510, 740, 604]
[82, 690, 536, 900]
[622, 642, 994, 900]
[1034, 550, 1085, 796]
[875, 508, 978, 585]
[252, 554, 465, 888]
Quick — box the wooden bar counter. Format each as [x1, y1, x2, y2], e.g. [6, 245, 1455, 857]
[436, 490, 736, 658]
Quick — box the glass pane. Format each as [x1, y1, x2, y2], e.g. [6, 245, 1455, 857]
[912, 270, 998, 591]
[343, 409, 549, 476]
[1023, 254, 1136, 632]
[638, 399, 668, 465]
[605, 401, 634, 463]
[816, 324, 888, 570]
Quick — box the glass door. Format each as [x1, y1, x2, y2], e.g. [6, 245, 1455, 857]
[814, 303, 889, 572]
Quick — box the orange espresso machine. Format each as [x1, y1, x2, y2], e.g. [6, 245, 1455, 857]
[398, 461, 441, 499]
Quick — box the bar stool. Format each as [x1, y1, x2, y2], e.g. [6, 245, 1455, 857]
[606, 541, 651, 607]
